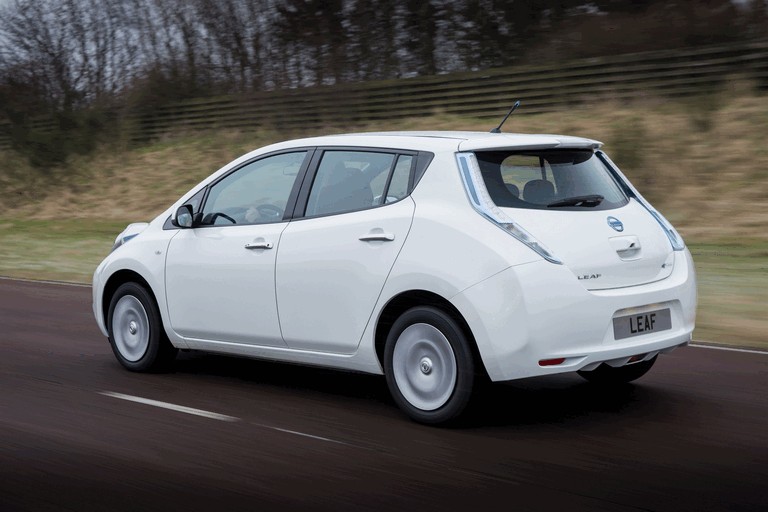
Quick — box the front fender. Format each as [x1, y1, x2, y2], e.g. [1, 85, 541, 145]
[92, 223, 184, 348]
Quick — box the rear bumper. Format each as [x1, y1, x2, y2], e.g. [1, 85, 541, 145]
[451, 248, 697, 382]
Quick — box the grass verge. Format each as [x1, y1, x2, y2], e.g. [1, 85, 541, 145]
[0, 218, 765, 350]
[688, 241, 768, 350]
[0, 219, 122, 282]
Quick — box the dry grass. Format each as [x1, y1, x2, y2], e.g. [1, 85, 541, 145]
[2, 92, 767, 240]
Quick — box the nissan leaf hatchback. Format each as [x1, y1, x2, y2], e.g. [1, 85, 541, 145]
[93, 132, 697, 424]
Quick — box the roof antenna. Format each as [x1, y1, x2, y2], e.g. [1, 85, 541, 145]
[490, 100, 521, 133]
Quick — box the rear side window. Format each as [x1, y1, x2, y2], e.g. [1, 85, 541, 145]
[305, 151, 401, 217]
[384, 155, 413, 204]
[475, 150, 627, 211]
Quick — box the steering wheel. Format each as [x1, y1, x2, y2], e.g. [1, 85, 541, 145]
[256, 204, 284, 220]
[209, 212, 237, 225]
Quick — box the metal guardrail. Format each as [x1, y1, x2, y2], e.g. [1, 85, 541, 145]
[1, 39, 766, 149]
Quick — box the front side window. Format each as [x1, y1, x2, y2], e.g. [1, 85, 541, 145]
[475, 150, 627, 211]
[305, 151, 398, 217]
[201, 151, 307, 225]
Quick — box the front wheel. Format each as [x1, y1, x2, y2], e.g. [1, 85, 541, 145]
[577, 356, 657, 385]
[107, 282, 177, 372]
[384, 306, 476, 425]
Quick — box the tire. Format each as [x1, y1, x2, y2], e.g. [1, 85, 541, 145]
[384, 306, 476, 425]
[107, 282, 177, 372]
[577, 356, 657, 385]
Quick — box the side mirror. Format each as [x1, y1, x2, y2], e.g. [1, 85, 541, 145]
[173, 204, 194, 228]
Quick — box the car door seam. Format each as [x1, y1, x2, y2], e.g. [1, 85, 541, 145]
[353, 197, 418, 352]
[273, 220, 293, 342]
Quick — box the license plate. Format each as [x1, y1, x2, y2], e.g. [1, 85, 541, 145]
[613, 308, 672, 340]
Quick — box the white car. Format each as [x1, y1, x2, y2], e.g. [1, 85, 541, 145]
[93, 131, 696, 424]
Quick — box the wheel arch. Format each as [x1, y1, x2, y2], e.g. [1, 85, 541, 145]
[102, 269, 158, 330]
[374, 290, 488, 379]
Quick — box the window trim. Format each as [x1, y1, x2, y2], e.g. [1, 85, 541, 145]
[291, 146, 431, 221]
[165, 145, 434, 229]
[189, 147, 315, 229]
[412, 151, 434, 191]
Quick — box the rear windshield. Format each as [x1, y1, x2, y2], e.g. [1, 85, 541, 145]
[474, 150, 628, 211]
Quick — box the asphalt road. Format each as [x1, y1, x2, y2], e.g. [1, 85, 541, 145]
[1, 279, 766, 512]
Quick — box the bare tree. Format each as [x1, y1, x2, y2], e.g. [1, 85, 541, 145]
[0, 0, 761, 159]
[0, 0, 144, 110]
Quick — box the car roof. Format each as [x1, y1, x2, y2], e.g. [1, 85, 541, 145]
[261, 131, 602, 154]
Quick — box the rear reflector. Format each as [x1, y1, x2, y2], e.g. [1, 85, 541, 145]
[539, 358, 566, 367]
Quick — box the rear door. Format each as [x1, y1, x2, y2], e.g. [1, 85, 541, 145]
[275, 149, 416, 353]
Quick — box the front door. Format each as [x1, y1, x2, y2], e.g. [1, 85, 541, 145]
[165, 150, 309, 346]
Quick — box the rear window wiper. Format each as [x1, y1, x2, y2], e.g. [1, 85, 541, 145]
[547, 194, 604, 208]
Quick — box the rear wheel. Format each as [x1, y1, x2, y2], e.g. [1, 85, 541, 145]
[384, 306, 476, 425]
[577, 356, 657, 384]
[107, 282, 177, 372]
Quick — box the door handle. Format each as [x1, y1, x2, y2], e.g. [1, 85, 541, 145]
[245, 241, 273, 250]
[359, 233, 395, 242]
[615, 241, 642, 255]
[616, 242, 638, 254]
[610, 236, 641, 257]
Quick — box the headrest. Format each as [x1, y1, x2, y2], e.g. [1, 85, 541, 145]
[523, 179, 555, 204]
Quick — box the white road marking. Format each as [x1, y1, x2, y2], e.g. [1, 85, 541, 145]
[102, 393, 355, 445]
[689, 343, 768, 355]
[0, 275, 91, 288]
[99, 391, 239, 422]
[253, 423, 352, 445]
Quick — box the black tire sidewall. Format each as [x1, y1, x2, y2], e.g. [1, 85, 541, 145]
[107, 282, 168, 372]
[384, 306, 475, 425]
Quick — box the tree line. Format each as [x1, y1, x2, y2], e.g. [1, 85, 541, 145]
[0, 0, 766, 164]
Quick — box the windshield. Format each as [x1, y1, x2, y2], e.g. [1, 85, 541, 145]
[474, 149, 628, 211]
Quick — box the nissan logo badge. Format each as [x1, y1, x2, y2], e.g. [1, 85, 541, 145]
[607, 216, 624, 232]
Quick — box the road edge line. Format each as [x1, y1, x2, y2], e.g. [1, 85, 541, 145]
[0, 275, 91, 288]
[689, 343, 768, 355]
